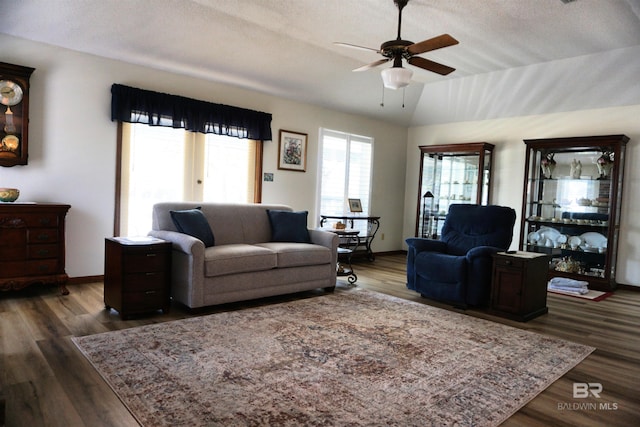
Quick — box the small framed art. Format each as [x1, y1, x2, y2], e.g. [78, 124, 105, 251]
[278, 129, 307, 172]
[348, 198, 363, 213]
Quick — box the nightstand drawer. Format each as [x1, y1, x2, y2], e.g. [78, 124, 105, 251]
[123, 251, 169, 273]
[493, 256, 524, 269]
[123, 290, 167, 311]
[123, 271, 169, 292]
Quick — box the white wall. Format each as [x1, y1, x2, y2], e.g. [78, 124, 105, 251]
[0, 34, 407, 279]
[404, 105, 640, 287]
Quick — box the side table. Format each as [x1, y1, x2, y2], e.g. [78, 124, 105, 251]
[104, 237, 172, 319]
[322, 228, 359, 284]
[489, 251, 549, 321]
[319, 215, 380, 261]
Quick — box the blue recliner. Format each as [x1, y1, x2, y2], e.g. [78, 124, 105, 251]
[406, 204, 516, 308]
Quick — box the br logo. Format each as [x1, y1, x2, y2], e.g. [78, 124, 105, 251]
[573, 382, 603, 398]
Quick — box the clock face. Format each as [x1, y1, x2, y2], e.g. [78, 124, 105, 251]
[0, 80, 24, 106]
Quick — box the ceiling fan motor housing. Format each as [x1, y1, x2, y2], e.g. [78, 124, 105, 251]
[380, 39, 414, 60]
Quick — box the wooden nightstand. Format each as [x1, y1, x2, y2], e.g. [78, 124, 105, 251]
[104, 237, 172, 319]
[490, 251, 549, 321]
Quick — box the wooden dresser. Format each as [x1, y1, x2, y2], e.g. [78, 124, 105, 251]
[0, 203, 71, 294]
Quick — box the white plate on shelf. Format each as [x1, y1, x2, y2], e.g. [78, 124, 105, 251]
[538, 226, 561, 243]
[580, 232, 607, 248]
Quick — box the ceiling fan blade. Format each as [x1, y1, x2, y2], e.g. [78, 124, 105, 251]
[353, 58, 390, 72]
[407, 34, 459, 55]
[408, 56, 455, 75]
[334, 42, 379, 53]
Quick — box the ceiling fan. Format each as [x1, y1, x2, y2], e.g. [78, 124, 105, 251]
[335, 0, 458, 90]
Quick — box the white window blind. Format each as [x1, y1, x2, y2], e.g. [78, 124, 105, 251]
[318, 128, 373, 229]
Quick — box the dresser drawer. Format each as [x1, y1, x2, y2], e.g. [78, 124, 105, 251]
[0, 260, 59, 277]
[17, 214, 60, 228]
[0, 228, 27, 258]
[27, 244, 59, 259]
[123, 271, 169, 292]
[123, 251, 169, 273]
[28, 228, 58, 243]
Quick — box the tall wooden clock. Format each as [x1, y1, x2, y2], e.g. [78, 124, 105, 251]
[0, 62, 35, 167]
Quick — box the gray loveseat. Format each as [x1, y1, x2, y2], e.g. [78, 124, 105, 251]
[149, 202, 338, 309]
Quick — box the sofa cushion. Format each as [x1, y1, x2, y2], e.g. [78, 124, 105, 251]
[256, 242, 331, 268]
[204, 244, 276, 277]
[170, 208, 215, 247]
[266, 210, 310, 243]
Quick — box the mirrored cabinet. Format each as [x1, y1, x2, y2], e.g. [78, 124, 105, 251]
[520, 135, 628, 291]
[415, 143, 494, 238]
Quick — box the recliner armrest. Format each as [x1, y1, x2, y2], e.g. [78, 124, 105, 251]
[466, 245, 502, 261]
[405, 237, 448, 254]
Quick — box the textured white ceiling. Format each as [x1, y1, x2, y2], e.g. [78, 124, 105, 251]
[1, 0, 639, 126]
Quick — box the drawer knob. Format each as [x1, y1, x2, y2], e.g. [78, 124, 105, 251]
[145, 290, 157, 295]
[146, 253, 157, 257]
[38, 249, 50, 256]
[505, 260, 512, 265]
[37, 234, 50, 241]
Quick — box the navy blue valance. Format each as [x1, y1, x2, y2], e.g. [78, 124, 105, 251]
[110, 84, 272, 141]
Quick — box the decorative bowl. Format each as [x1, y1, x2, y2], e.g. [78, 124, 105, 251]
[0, 188, 19, 202]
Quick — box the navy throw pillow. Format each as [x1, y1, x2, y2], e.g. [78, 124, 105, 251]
[267, 210, 311, 243]
[170, 208, 215, 247]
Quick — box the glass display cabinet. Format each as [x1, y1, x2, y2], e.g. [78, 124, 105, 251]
[415, 143, 494, 238]
[520, 135, 629, 291]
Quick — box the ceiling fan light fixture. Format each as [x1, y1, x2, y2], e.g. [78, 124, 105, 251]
[381, 66, 413, 90]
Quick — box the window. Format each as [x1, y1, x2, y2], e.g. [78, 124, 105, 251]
[317, 128, 373, 227]
[117, 122, 261, 236]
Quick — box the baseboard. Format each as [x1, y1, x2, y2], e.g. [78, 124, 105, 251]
[67, 275, 104, 285]
[374, 250, 407, 256]
[617, 283, 640, 292]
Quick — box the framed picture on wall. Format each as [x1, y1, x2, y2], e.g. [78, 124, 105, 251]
[348, 198, 363, 213]
[278, 129, 307, 172]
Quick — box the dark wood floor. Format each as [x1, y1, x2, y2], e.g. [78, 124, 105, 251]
[1, 253, 639, 426]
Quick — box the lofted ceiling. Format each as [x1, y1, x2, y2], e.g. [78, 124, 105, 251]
[1, 0, 640, 127]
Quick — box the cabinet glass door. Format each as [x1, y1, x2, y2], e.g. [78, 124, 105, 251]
[521, 135, 628, 291]
[416, 143, 494, 238]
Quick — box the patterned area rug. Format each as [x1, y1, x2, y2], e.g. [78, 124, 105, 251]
[72, 290, 594, 426]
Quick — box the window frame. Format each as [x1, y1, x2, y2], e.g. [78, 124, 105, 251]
[316, 127, 374, 224]
[114, 121, 263, 236]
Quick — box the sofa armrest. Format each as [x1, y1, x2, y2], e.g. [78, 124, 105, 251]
[309, 229, 339, 282]
[308, 228, 338, 251]
[148, 230, 205, 256]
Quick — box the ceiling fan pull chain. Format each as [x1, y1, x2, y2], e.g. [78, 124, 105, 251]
[402, 87, 406, 108]
[380, 82, 385, 107]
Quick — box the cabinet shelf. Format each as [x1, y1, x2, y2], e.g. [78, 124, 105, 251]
[519, 135, 628, 291]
